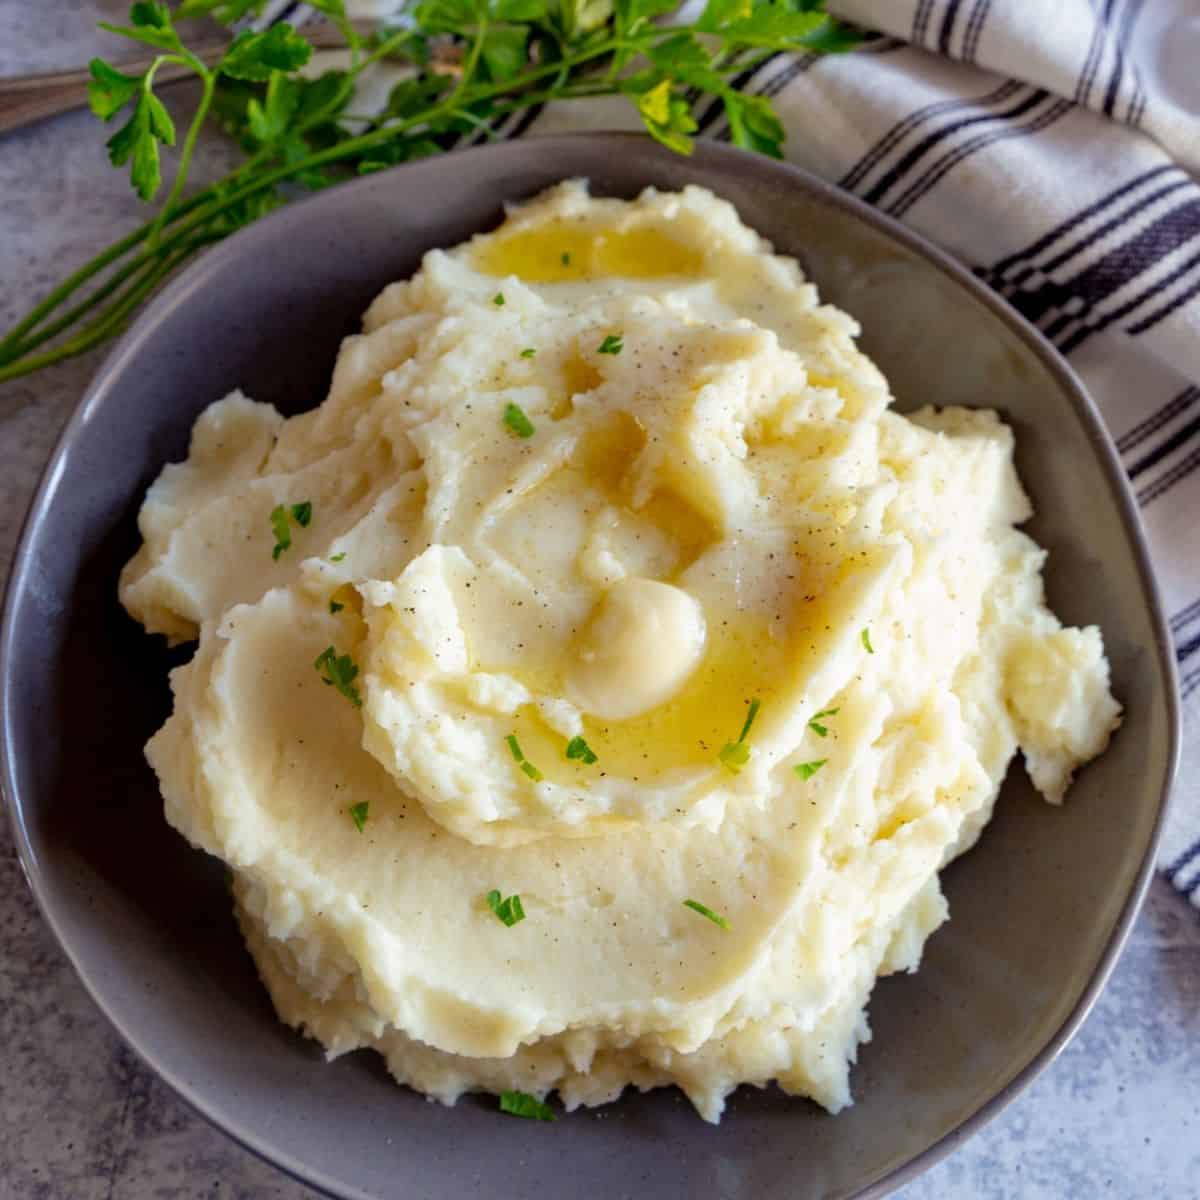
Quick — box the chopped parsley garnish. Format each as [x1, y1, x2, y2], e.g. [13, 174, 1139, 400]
[597, 333, 623, 355]
[486, 889, 526, 927]
[314, 645, 363, 708]
[329, 552, 346, 563]
[269, 505, 291, 560]
[560, 252, 571, 266]
[565, 736, 598, 765]
[794, 759, 827, 780]
[493, 291, 505, 306]
[270, 500, 313, 560]
[503, 402, 536, 439]
[349, 801, 369, 832]
[718, 697, 761, 774]
[499, 1090, 555, 1120]
[861, 627, 874, 654]
[520, 347, 537, 359]
[808, 707, 840, 738]
[683, 899, 731, 930]
[506, 733, 543, 782]
[330, 600, 344, 614]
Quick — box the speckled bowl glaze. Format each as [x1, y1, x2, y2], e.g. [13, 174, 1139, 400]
[0, 134, 1179, 1200]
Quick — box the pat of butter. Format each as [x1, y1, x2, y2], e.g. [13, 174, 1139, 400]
[566, 578, 706, 721]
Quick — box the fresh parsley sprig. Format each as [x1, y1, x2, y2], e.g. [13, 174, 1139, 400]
[0, 0, 859, 383]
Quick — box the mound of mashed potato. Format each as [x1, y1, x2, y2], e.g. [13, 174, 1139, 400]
[121, 182, 1121, 1121]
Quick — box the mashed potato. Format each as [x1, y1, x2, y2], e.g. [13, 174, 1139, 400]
[120, 182, 1121, 1121]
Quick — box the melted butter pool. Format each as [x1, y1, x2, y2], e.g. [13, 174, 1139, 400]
[475, 221, 705, 282]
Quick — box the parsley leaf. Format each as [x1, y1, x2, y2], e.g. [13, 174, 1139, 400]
[503, 402, 536, 438]
[291, 500, 313, 528]
[565, 736, 598, 764]
[98, 7, 182, 52]
[486, 889, 527, 927]
[481, 25, 530, 84]
[219, 24, 313, 82]
[861, 627, 874, 653]
[808, 706, 840, 738]
[349, 800, 369, 832]
[177, 0, 269, 21]
[719, 697, 760, 773]
[794, 758, 827, 780]
[105, 88, 176, 202]
[520, 347, 537, 359]
[246, 74, 302, 146]
[87, 59, 141, 121]
[723, 92, 785, 160]
[683, 898, 731, 930]
[499, 1090, 555, 1120]
[314, 645, 363, 707]
[597, 334, 624, 355]
[630, 78, 698, 155]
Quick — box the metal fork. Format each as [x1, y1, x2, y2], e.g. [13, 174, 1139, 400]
[0, 21, 366, 137]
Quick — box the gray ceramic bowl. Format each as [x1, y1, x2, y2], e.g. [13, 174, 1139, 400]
[1, 134, 1179, 1200]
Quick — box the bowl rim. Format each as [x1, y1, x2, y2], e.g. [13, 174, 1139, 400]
[0, 131, 1181, 1200]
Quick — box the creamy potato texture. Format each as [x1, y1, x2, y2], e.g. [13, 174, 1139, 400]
[121, 182, 1121, 1121]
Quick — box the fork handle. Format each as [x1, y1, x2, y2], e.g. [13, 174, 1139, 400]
[0, 42, 230, 137]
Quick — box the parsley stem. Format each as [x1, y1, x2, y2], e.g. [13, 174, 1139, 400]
[0, 243, 195, 382]
[149, 70, 216, 250]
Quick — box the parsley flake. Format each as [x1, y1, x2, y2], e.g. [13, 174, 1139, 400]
[808, 706, 840, 738]
[503, 402, 536, 439]
[862, 627, 874, 653]
[560, 252, 571, 266]
[270, 499, 313, 560]
[794, 758, 827, 780]
[499, 1090, 555, 1120]
[506, 733, 543, 782]
[565, 736, 598, 765]
[329, 552, 346, 563]
[486, 889, 526, 927]
[597, 334, 623, 355]
[314, 645, 363, 708]
[330, 600, 344, 614]
[718, 697, 760, 774]
[269, 505, 291, 560]
[349, 801, 369, 832]
[520, 347, 537, 359]
[493, 291, 505, 306]
[683, 899, 730, 930]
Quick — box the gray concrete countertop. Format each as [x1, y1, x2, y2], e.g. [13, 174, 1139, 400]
[2, 7, 1198, 1198]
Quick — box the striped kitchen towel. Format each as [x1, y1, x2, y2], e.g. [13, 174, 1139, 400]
[291, 0, 1200, 905]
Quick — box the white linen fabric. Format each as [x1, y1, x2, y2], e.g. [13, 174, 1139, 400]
[274, 0, 1200, 907]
